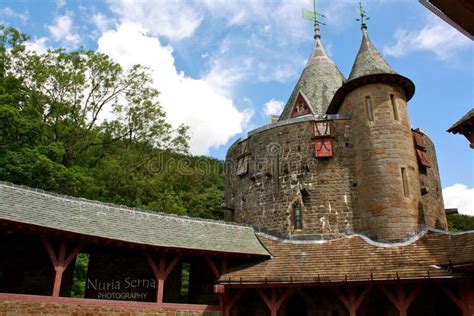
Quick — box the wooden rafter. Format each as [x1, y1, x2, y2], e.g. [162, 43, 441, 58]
[380, 284, 420, 316]
[144, 252, 181, 305]
[40, 236, 82, 297]
[332, 285, 371, 316]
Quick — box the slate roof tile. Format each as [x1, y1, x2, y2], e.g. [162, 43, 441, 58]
[219, 230, 474, 284]
[0, 182, 269, 256]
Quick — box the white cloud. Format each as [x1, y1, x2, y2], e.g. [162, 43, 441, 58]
[56, 0, 66, 8]
[25, 37, 48, 54]
[108, 0, 203, 40]
[1, 7, 28, 23]
[264, 99, 285, 116]
[443, 184, 474, 216]
[383, 16, 471, 60]
[48, 12, 80, 45]
[92, 13, 114, 32]
[204, 56, 252, 98]
[97, 23, 251, 155]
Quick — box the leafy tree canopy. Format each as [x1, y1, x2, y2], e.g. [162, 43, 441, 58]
[0, 25, 224, 219]
[447, 213, 474, 232]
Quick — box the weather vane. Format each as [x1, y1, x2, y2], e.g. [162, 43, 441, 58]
[356, 1, 370, 29]
[302, 0, 326, 39]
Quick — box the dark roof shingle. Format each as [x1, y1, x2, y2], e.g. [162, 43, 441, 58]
[219, 230, 474, 284]
[0, 182, 269, 256]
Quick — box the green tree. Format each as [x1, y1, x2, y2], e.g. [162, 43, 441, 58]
[0, 25, 224, 220]
[447, 214, 474, 232]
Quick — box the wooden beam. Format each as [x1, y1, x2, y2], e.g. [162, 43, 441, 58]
[143, 252, 181, 305]
[258, 288, 291, 316]
[64, 244, 82, 268]
[380, 285, 402, 314]
[355, 286, 371, 310]
[276, 288, 292, 311]
[223, 289, 243, 316]
[406, 285, 421, 310]
[257, 288, 272, 310]
[331, 287, 350, 310]
[440, 282, 474, 316]
[332, 286, 371, 316]
[205, 257, 221, 279]
[41, 237, 82, 298]
[163, 255, 181, 279]
[221, 258, 228, 275]
[41, 236, 58, 267]
[380, 284, 419, 316]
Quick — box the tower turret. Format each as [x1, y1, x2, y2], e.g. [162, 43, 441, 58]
[327, 7, 424, 242]
[279, 4, 345, 120]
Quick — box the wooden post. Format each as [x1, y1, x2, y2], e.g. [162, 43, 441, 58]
[258, 288, 291, 316]
[332, 286, 370, 316]
[205, 256, 228, 312]
[380, 284, 420, 316]
[41, 236, 82, 297]
[440, 281, 474, 316]
[144, 252, 180, 305]
[223, 289, 243, 316]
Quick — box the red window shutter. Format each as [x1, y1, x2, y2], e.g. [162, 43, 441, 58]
[416, 149, 431, 167]
[315, 138, 333, 157]
[413, 131, 425, 149]
[314, 121, 331, 137]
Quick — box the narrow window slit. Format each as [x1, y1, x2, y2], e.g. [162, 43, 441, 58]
[294, 202, 303, 230]
[390, 94, 399, 121]
[401, 167, 409, 198]
[365, 96, 373, 122]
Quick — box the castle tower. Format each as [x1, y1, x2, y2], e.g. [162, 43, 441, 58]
[224, 4, 447, 242]
[328, 18, 422, 241]
[224, 13, 352, 239]
[279, 16, 345, 119]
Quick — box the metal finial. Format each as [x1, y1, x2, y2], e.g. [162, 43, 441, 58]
[302, 0, 326, 39]
[356, 1, 370, 29]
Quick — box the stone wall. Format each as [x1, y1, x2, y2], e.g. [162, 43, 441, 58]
[416, 130, 448, 230]
[224, 118, 356, 239]
[224, 83, 446, 242]
[0, 299, 219, 316]
[339, 82, 423, 241]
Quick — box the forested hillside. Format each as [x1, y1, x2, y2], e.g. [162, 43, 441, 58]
[447, 213, 474, 232]
[0, 25, 224, 219]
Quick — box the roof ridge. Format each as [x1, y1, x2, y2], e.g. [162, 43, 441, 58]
[255, 227, 464, 247]
[0, 181, 252, 230]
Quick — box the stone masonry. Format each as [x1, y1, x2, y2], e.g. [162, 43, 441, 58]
[224, 82, 447, 242]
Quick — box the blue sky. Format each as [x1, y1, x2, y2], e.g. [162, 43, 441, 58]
[1, 0, 473, 214]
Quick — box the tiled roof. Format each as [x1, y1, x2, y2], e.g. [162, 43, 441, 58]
[447, 108, 474, 133]
[348, 27, 395, 81]
[0, 182, 269, 256]
[219, 230, 474, 284]
[279, 37, 345, 120]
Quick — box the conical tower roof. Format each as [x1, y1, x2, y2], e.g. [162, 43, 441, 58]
[326, 23, 415, 114]
[348, 26, 395, 80]
[279, 34, 346, 121]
